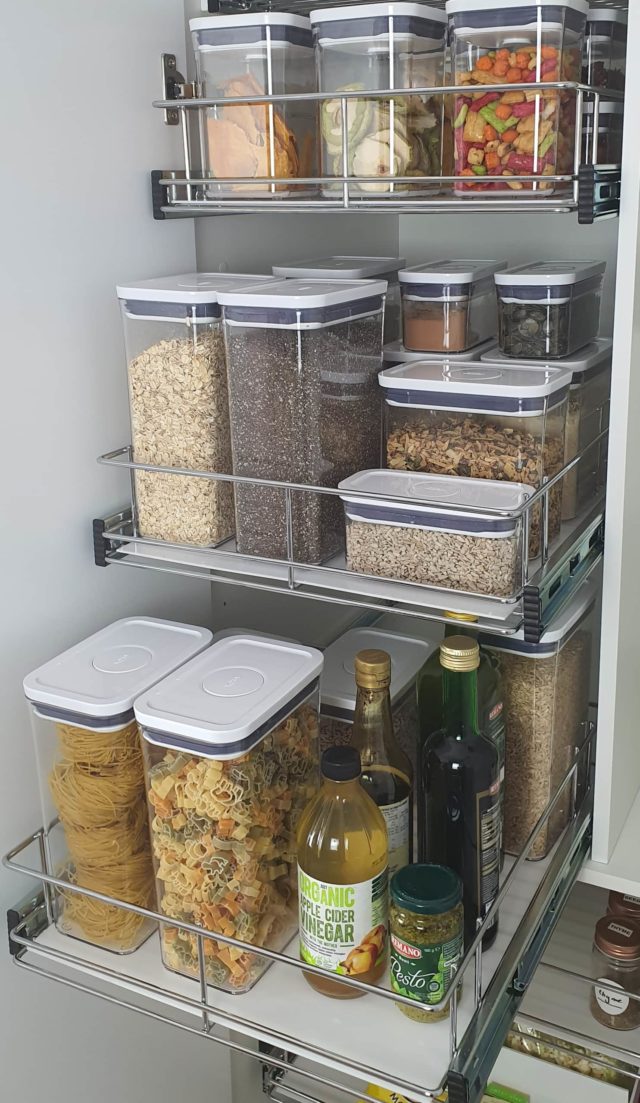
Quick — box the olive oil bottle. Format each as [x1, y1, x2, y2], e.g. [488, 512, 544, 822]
[297, 746, 389, 999]
[351, 650, 414, 875]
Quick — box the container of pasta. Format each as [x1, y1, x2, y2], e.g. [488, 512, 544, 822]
[24, 618, 213, 954]
[135, 634, 323, 993]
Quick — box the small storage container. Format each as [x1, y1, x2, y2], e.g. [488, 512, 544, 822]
[495, 261, 606, 359]
[480, 339, 612, 519]
[383, 337, 498, 366]
[583, 7, 627, 90]
[219, 278, 387, 564]
[135, 634, 323, 993]
[190, 14, 318, 196]
[481, 578, 596, 859]
[379, 360, 571, 555]
[339, 468, 533, 598]
[273, 255, 405, 342]
[447, 0, 588, 194]
[319, 626, 435, 768]
[310, 3, 447, 194]
[117, 273, 274, 548]
[24, 618, 213, 954]
[590, 917, 640, 1032]
[399, 260, 506, 353]
[582, 101, 624, 165]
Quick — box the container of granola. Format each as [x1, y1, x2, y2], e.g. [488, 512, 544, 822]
[190, 14, 318, 196]
[399, 260, 506, 353]
[379, 360, 571, 555]
[480, 578, 596, 859]
[495, 261, 606, 360]
[136, 634, 323, 994]
[447, 0, 588, 194]
[339, 468, 533, 599]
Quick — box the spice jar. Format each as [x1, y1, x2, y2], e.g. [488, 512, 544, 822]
[608, 893, 640, 922]
[399, 260, 506, 354]
[591, 916, 640, 1031]
[390, 863, 463, 1023]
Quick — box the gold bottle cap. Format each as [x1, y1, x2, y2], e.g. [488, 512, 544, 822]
[354, 649, 391, 690]
[444, 611, 479, 624]
[439, 636, 480, 673]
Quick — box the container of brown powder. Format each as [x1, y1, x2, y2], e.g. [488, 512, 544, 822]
[398, 260, 506, 354]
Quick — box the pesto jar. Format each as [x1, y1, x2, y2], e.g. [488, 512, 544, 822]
[389, 864, 463, 1023]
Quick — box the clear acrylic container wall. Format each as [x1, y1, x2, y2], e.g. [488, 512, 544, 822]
[583, 10, 627, 90]
[448, 0, 588, 194]
[582, 102, 624, 165]
[563, 364, 611, 520]
[320, 683, 420, 765]
[141, 688, 320, 994]
[191, 14, 318, 196]
[311, 3, 447, 195]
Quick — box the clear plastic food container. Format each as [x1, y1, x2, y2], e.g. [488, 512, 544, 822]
[583, 7, 627, 90]
[481, 339, 612, 519]
[582, 101, 624, 164]
[399, 260, 506, 353]
[117, 273, 274, 548]
[383, 337, 499, 366]
[379, 360, 571, 555]
[272, 255, 406, 342]
[135, 634, 322, 993]
[190, 14, 318, 196]
[447, 0, 588, 194]
[219, 278, 387, 564]
[494, 261, 606, 359]
[319, 626, 435, 769]
[310, 3, 447, 195]
[481, 578, 597, 859]
[24, 618, 213, 954]
[339, 468, 533, 598]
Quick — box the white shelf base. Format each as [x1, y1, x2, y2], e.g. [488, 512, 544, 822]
[580, 791, 640, 896]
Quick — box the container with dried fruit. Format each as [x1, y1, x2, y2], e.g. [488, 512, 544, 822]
[582, 101, 624, 165]
[379, 359, 571, 556]
[591, 916, 640, 1031]
[273, 255, 406, 342]
[190, 14, 318, 196]
[117, 273, 274, 547]
[447, 0, 588, 194]
[310, 3, 447, 195]
[339, 468, 533, 599]
[399, 260, 506, 353]
[219, 278, 386, 565]
[583, 7, 627, 91]
[481, 339, 612, 519]
[384, 337, 499, 367]
[136, 634, 323, 994]
[495, 261, 606, 360]
[481, 577, 597, 860]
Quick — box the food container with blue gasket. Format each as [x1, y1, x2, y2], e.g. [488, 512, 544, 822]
[219, 278, 387, 565]
[273, 255, 406, 341]
[399, 260, 507, 353]
[339, 468, 533, 598]
[583, 7, 627, 90]
[310, 3, 447, 194]
[481, 338, 612, 519]
[136, 634, 322, 993]
[190, 14, 317, 196]
[117, 273, 275, 548]
[24, 618, 213, 955]
[379, 360, 572, 555]
[582, 101, 624, 165]
[495, 261, 606, 359]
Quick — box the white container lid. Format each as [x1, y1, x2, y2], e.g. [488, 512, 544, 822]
[190, 13, 312, 32]
[480, 337, 613, 385]
[211, 627, 299, 645]
[218, 277, 387, 309]
[480, 576, 597, 656]
[24, 618, 213, 724]
[495, 261, 606, 288]
[135, 634, 323, 760]
[447, 0, 588, 15]
[311, 3, 447, 26]
[273, 256, 406, 280]
[379, 361, 572, 414]
[116, 273, 275, 306]
[399, 260, 506, 286]
[384, 338, 498, 364]
[587, 7, 627, 24]
[583, 101, 624, 116]
[321, 627, 434, 716]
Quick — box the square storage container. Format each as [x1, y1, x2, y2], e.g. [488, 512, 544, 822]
[480, 339, 612, 519]
[190, 14, 318, 196]
[24, 618, 213, 954]
[135, 634, 322, 993]
[494, 261, 606, 359]
[272, 255, 406, 342]
[379, 360, 571, 556]
[339, 468, 533, 598]
[383, 337, 498, 366]
[481, 578, 597, 859]
[447, 0, 588, 194]
[583, 7, 627, 90]
[310, 3, 447, 195]
[219, 278, 387, 564]
[582, 101, 624, 165]
[399, 260, 507, 353]
[117, 273, 275, 548]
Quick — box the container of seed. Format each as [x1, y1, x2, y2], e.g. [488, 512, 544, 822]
[390, 864, 463, 1022]
[494, 261, 606, 360]
[219, 278, 386, 565]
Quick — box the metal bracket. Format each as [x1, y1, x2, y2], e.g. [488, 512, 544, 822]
[161, 54, 198, 125]
[93, 508, 133, 567]
[7, 889, 47, 957]
[523, 509, 605, 643]
[578, 164, 622, 224]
